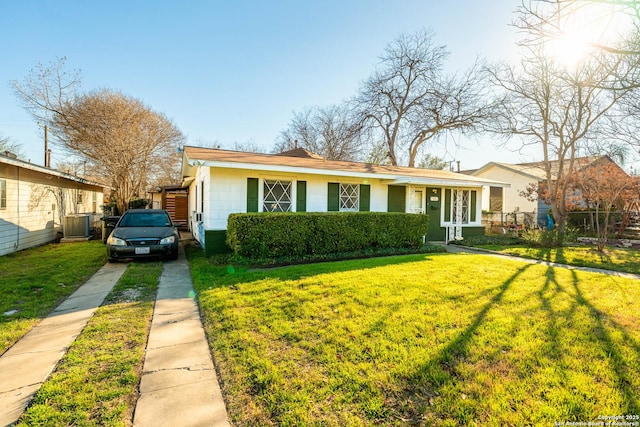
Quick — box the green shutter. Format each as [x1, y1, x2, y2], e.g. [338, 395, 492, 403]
[296, 181, 307, 212]
[444, 189, 451, 222]
[470, 190, 477, 222]
[359, 184, 370, 212]
[387, 185, 406, 212]
[247, 178, 259, 212]
[327, 183, 339, 211]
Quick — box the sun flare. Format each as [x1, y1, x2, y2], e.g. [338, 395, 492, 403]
[551, 30, 591, 67]
[546, 2, 634, 68]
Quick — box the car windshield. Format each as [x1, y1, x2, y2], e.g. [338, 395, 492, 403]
[118, 213, 172, 227]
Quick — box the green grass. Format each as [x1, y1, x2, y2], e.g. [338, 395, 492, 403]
[214, 243, 446, 268]
[0, 241, 108, 354]
[187, 247, 640, 426]
[16, 261, 163, 427]
[474, 245, 640, 275]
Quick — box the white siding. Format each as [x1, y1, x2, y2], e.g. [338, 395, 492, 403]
[183, 165, 489, 250]
[474, 165, 537, 213]
[0, 163, 105, 256]
[197, 167, 391, 233]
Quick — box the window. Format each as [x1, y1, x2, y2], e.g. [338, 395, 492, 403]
[489, 186, 503, 212]
[340, 183, 359, 211]
[446, 189, 477, 224]
[452, 190, 470, 224]
[263, 180, 292, 212]
[0, 179, 5, 209]
[329, 183, 370, 212]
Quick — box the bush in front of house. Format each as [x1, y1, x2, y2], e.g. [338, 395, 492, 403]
[226, 212, 429, 259]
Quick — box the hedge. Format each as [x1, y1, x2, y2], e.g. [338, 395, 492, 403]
[226, 212, 430, 259]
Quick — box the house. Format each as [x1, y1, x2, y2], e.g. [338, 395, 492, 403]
[467, 155, 626, 226]
[180, 146, 509, 255]
[0, 152, 108, 256]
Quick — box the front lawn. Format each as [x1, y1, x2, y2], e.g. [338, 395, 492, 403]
[188, 249, 640, 426]
[468, 243, 640, 275]
[16, 261, 162, 426]
[0, 241, 108, 354]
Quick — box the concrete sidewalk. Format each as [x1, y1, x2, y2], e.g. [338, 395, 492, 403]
[133, 246, 230, 426]
[436, 242, 640, 280]
[0, 262, 127, 426]
[0, 244, 229, 427]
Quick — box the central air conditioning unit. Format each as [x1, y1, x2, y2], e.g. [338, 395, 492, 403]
[63, 214, 90, 238]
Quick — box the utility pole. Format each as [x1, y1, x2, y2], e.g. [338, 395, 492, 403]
[44, 125, 49, 167]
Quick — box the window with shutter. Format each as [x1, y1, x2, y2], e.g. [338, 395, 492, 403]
[263, 180, 292, 212]
[339, 184, 359, 211]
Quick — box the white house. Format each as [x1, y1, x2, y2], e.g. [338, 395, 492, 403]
[467, 156, 625, 227]
[0, 152, 108, 256]
[180, 146, 508, 255]
[467, 162, 543, 213]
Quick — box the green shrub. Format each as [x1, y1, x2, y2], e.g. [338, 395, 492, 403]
[449, 234, 524, 247]
[520, 227, 578, 248]
[226, 212, 429, 259]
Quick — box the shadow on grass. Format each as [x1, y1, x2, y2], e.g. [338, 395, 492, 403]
[534, 247, 567, 265]
[388, 263, 533, 423]
[388, 262, 640, 423]
[537, 266, 568, 379]
[567, 270, 640, 414]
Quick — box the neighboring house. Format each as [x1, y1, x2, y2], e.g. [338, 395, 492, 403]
[0, 152, 107, 256]
[467, 156, 626, 226]
[180, 146, 508, 254]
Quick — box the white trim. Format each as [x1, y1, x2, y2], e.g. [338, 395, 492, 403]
[441, 187, 483, 228]
[187, 159, 508, 188]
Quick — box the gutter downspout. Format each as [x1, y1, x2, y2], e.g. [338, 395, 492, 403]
[14, 167, 20, 250]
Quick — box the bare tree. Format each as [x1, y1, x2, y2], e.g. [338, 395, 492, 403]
[274, 104, 362, 161]
[228, 140, 265, 153]
[0, 133, 25, 159]
[55, 90, 183, 213]
[13, 59, 184, 213]
[572, 160, 639, 250]
[12, 58, 82, 138]
[353, 28, 494, 167]
[487, 2, 634, 237]
[514, 0, 640, 56]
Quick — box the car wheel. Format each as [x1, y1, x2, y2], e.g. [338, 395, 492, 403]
[168, 251, 179, 261]
[108, 257, 117, 263]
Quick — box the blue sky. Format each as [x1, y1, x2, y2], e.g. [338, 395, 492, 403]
[1, 0, 524, 169]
